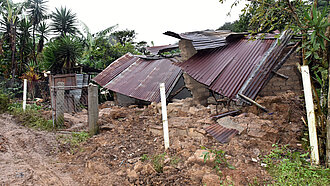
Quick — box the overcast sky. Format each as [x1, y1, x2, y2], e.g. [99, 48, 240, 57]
[18, 0, 248, 46]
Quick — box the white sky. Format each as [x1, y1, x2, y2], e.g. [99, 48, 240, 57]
[18, 0, 248, 46]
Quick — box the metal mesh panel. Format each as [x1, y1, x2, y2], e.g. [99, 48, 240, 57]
[50, 82, 88, 127]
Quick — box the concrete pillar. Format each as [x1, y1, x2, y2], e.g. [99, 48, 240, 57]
[179, 39, 209, 106]
[88, 83, 99, 135]
[55, 82, 65, 127]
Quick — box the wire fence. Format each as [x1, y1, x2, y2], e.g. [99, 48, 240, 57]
[50, 82, 88, 126]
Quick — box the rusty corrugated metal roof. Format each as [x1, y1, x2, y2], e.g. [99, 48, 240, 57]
[93, 53, 137, 87]
[92, 53, 182, 103]
[204, 124, 238, 143]
[164, 30, 246, 50]
[177, 30, 293, 100]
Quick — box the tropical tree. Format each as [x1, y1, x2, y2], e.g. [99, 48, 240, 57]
[27, 0, 47, 63]
[1, 0, 27, 81]
[36, 21, 49, 55]
[17, 17, 32, 74]
[50, 6, 78, 37]
[41, 35, 83, 73]
[112, 29, 136, 46]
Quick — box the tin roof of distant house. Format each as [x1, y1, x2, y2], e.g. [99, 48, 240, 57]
[166, 30, 293, 100]
[93, 53, 182, 102]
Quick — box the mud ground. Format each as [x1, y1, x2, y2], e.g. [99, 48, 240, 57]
[0, 92, 305, 185]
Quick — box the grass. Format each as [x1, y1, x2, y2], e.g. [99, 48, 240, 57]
[57, 131, 90, 154]
[140, 152, 181, 173]
[263, 144, 330, 185]
[8, 102, 54, 131]
[201, 146, 235, 176]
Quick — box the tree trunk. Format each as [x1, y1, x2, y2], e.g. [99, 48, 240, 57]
[10, 22, 16, 82]
[32, 25, 37, 64]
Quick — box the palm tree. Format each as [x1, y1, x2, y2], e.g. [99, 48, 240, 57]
[50, 6, 77, 37]
[17, 17, 32, 75]
[42, 35, 82, 74]
[27, 0, 48, 63]
[2, 0, 26, 80]
[36, 21, 49, 55]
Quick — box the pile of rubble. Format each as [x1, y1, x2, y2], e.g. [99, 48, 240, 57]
[59, 92, 305, 185]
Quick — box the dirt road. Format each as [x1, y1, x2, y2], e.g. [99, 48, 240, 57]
[0, 114, 78, 185]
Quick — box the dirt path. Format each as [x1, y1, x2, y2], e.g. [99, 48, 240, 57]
[0, 114, 78, 185]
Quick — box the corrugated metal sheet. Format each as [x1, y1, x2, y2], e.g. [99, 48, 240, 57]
[177, 30, 292, 100]
[93, 53, 182, 103]
[93, 53, 137, 87]
[239, 30, 293, 99]
[178, 38, 273, 99]
[204, 124, 238, 143]
[164, 30, 246, 50]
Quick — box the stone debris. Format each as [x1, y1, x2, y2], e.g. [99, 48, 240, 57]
[54, 92, 304, 185]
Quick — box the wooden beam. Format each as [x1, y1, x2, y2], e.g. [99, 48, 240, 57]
[238, 93, 268, 112]
[272, 70, 289, 80]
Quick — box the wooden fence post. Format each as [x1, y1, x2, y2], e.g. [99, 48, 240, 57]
[301, 66, 319, 165]
[88, 83, 99, 135]
[56, 82, 65, 127]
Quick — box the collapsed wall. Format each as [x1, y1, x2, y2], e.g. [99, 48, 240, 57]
[179, 39, 209, 106]
[259, 51, 302, 96]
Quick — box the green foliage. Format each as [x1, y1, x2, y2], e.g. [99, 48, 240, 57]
[201, 146, 235, 176]
[57, 131, 90, 154]
[50, 6, 78, 37]
[263, 144, 330, 185]
[141, 152, 181, 173]
[0, 93, 9, 113]
[81, 40, 138, 69]
[152, 152, 166, 173]
[41, 35, 83, 73]
[141, 154, 149, 162]
[112, 29, 136, 46]
[9, 102, 53, 131]
[0, 80, 23, 98]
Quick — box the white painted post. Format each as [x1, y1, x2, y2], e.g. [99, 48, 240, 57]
[23, 79, 27, 111]
[160, 83, 169, 150]
[301, 66, 319, 165]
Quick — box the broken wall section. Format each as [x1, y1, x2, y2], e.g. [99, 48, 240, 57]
[260, 51, 302, 96]
[179, 39, 209, 106]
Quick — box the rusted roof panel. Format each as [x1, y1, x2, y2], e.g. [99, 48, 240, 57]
[93, 53, 137, 87]
[178, 38, 273, 99]
[164, 30, 246, 50]
[204, 124, 238, 143]
[177, 30, 293, 100]
[93, 53, 182, 103]
[239, 31, 293, 99]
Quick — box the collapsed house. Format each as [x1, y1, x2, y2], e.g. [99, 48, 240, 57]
[92, 51, 191, 106]
[94, 30, 302, 107]
[164, 30, 302, 106]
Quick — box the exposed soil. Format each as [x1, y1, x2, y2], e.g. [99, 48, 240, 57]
[0, 92, 305, 185]
[0, 114, 78, 185]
